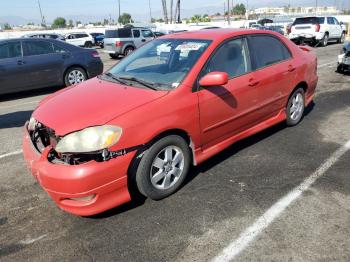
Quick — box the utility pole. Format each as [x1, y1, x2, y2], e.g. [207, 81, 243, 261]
[170, 0, 173, 24]
[149, 0, 152, 23]
[246, 0, 249, 20]
[37, 0, 46, 27]
[315, 0, 318, 15]
[118, 0, 121, 24]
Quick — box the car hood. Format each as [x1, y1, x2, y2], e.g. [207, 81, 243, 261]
[33, 78, 168, 136]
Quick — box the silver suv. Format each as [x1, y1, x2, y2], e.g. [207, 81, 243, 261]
[104, 27, 154, 58]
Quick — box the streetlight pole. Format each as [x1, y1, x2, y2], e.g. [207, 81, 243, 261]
[118, 0, 121, 24]
[227, 0, 231, 25]
[149, 0, 152, 23]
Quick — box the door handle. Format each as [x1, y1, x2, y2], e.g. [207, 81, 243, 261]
[248, 78, 260, 87]
[287, 65, 296, 72]
[141, 39, 146, 42]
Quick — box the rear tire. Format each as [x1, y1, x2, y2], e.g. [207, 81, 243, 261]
[124, 46, 134, 56]
[109, 54, 119, 59]
[286, 88, 305, 126]
[135, 135, 191, 200]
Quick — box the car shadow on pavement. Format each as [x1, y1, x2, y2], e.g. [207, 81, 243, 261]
[88, 102, 315, 219]
[0, 87, 61, 102]
[0, 111, 32, 129]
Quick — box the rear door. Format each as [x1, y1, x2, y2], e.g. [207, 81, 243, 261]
[22, 40, 65, 88]
[247, 34, 296, 120]
[198, 37, 260, 148]
[132, 29, 142, 48]
[326, 17, 336, 38]
[0, 41, 28, 94]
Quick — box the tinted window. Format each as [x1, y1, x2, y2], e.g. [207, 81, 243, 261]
[203, 38, 251, 78]
[249, 35, 291, 69]
[327, 17, 334, 24]
[293, 17, 324, 25]
[105, 29, 132, 38]
[52, 43, 66, 53]
[142, 30, 153, 38]
[23, 41, 54, 56]
[0, 42, 22, 59]
[133, 30, 140, 38]
[333, 17, 339, 25]
[67, 35, 75, 39]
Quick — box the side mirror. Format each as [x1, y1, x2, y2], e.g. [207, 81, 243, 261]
[199, 72, 229, 87]
[340, 21, 344, 25]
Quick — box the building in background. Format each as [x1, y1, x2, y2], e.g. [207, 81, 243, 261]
[251, 6, 340, 16]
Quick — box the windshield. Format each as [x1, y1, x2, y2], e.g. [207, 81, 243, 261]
[108, 39, 211, 89]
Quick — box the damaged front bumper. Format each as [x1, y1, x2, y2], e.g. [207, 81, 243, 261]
[22, 123, 136, 216]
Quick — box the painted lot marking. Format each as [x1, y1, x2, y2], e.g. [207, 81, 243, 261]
[0, 150, 23, 160]
[0, 100, 39, 110]
[212, 140, 350, 262]
[318, 61, 336, 68]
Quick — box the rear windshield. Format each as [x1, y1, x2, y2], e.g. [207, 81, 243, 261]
[105, 29, 131, 38]
[293, 17, 324, 25]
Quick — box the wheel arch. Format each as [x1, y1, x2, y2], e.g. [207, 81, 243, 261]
[122, 44, 136, 54]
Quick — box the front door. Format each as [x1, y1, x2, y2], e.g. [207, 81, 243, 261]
[197, 37, 260, 148]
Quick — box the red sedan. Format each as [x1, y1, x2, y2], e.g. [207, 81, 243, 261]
[23, 29, 318, 216]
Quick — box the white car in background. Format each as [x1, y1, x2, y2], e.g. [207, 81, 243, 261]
[64, 32, 94, 48]
[289, 16, 346, 46]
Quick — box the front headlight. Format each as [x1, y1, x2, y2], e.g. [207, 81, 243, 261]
[55, 125, 122, 153]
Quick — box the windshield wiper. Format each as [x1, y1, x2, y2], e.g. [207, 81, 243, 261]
[118, 76, 158, 90]
[100, 72, 128, 85]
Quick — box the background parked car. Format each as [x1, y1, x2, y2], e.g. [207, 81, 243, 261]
[0, 38, 103, 95]
[153, 31, 166, 37]
[23, 33, 65, 41]
[104, 27, 155, 58]
[90, 32, 105, 47]
[288, 16, 346, 46]
[64, 32, 94, 48]
[264, 26, 285, 35]
[337, 41, 350, 73]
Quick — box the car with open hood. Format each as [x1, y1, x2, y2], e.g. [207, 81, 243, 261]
[23, 29, 318, 216]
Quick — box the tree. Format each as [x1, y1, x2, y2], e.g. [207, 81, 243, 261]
[52, 17, 66, 28]
[3, 23, 12, 30]
[232, 3, 246, 16]
[103, 19, 109, 25]
[118, 13, 133, 25]
[161, 0, 168, 24]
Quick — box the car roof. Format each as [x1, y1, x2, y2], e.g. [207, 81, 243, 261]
[161, 28, 280, 41]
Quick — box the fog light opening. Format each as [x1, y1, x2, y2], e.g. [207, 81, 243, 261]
[65, 194, 96, 202]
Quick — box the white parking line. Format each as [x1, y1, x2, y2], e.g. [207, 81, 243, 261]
[212, 140, 350, 262]
[0, 150, 23, 160]
[318, 61, 336, 68]
[0, 100, 39, 110]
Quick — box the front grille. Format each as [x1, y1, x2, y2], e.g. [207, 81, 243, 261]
[29, 122, 58, 153]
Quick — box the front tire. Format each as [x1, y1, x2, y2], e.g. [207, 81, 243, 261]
[109, 54, 119, 59]
[286, 88, 305, 126]
[84, 41, 93, 48]
[338, 32, 345, 44]
[320, 33, 328, 47]
[135, 135, 191, 200]
[64, 67, 87, 86]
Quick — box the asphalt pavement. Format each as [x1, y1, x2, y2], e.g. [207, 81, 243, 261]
[0, 43, 349, 262]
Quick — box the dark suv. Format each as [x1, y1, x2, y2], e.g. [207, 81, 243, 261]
[0, 38, 103, 95]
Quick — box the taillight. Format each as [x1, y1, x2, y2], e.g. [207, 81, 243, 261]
[315, 24, 320, 32]
[91, 51, 100, 58]
[115, 41, 123, 47]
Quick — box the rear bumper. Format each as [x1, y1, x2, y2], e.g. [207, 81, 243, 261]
[87, 60, 104, 78]
[22, 125, 133, 216]
[289, 32, 324, 41]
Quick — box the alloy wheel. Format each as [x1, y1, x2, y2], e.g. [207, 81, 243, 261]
[150, 146, 185, 190]
[68, 70, 85, 85]
[290, 93, 304, 121]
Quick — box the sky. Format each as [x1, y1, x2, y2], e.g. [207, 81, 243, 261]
[0, 0, 349, 23]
